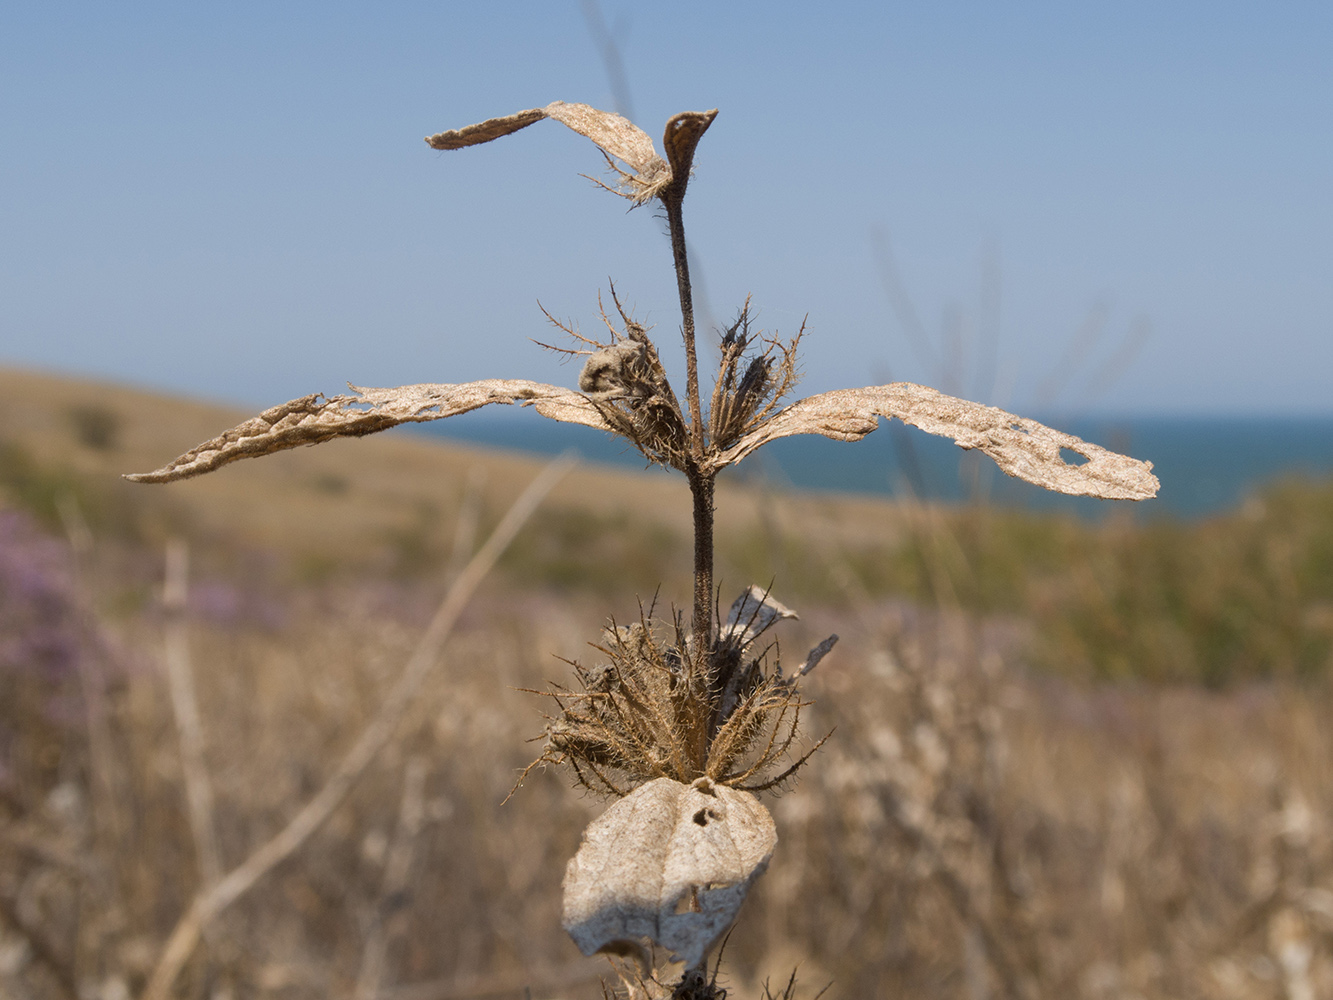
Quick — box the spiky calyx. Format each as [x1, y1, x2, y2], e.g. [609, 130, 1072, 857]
[522, 588, 835, 798]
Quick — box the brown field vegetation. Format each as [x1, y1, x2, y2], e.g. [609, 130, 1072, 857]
[3, 366, 1333, 999]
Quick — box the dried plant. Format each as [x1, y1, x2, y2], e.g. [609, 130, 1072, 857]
[127, 100, 1157, 994]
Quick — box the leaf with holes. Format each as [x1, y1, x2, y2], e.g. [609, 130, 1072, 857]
[717, 382, 1159, 500]
[562, 777, 777, 970]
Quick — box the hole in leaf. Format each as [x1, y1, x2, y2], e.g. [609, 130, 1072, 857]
[674, 887, 702, 913]
[1059, 447, 1090, 467]
[1010, 422, 1029, 434]
[693, 809, 709, 826]
[598, 939, 652, 965]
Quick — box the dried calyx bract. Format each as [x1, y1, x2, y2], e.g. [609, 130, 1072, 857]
[527, 587, 835, 798]
[128, 99, 1159, 986]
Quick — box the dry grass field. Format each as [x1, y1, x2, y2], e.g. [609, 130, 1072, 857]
[3, 366, 1333, 1000]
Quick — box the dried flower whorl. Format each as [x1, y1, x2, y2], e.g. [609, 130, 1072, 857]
[524, 588, 835, 799]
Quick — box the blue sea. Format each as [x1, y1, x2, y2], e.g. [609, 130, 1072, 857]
[417, 412, 1333, 520]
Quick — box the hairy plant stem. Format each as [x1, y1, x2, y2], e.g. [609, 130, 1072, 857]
[663, 193, 714, 653]
[664, 198, 704, 456]
[687, 463, 716, 665]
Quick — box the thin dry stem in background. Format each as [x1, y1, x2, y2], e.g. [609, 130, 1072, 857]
[354, 755, 428, 1000]
[444, 466, 487, 583]
[161, 540, 222, 890]
[123, 100, 1158, 993]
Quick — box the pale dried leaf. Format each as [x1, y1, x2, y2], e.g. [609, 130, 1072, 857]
[717, 383, 1159, 501]
[426, 100, 666, 177]
[721, 586, 798, 648]
[423, 107, 548, 149]
[544, 101, 661, 173]
[563, 777, 777, 970]
[126, 380, 611, 483]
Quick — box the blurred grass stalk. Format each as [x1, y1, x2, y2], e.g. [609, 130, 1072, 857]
[162, 539, 222, 890]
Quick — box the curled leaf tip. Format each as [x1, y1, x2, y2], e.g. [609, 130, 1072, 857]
[662, 109, 718, 199]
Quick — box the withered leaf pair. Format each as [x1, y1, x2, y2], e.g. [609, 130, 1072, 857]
[129, 99, 1156, 500]
[427, 100, 716, 206]
[127, 371, 1158, 501]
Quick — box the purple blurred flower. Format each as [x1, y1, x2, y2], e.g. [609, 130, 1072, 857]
[0, 509, 82, 683]
[183, 578, 286, 631]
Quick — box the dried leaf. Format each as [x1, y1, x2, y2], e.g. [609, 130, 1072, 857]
[659, 110, 718, 203]
[425, 101, 669, 199]
[720, 586, 797, 649]
[544, 101, 661, 174]
[717, 383, 1159, 501]
[562, 777, 777, 970]
[125, 380, 611, 483]
[421, 107, 548, 149]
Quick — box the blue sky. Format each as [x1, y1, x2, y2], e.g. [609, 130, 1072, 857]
[2, 2, 1329, 416]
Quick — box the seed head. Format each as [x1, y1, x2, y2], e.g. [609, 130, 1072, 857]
[521, 588, 835, 799]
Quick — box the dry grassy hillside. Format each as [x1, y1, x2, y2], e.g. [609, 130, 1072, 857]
[0, 366, 918, 588]
[3, 367, 1333, 1000]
